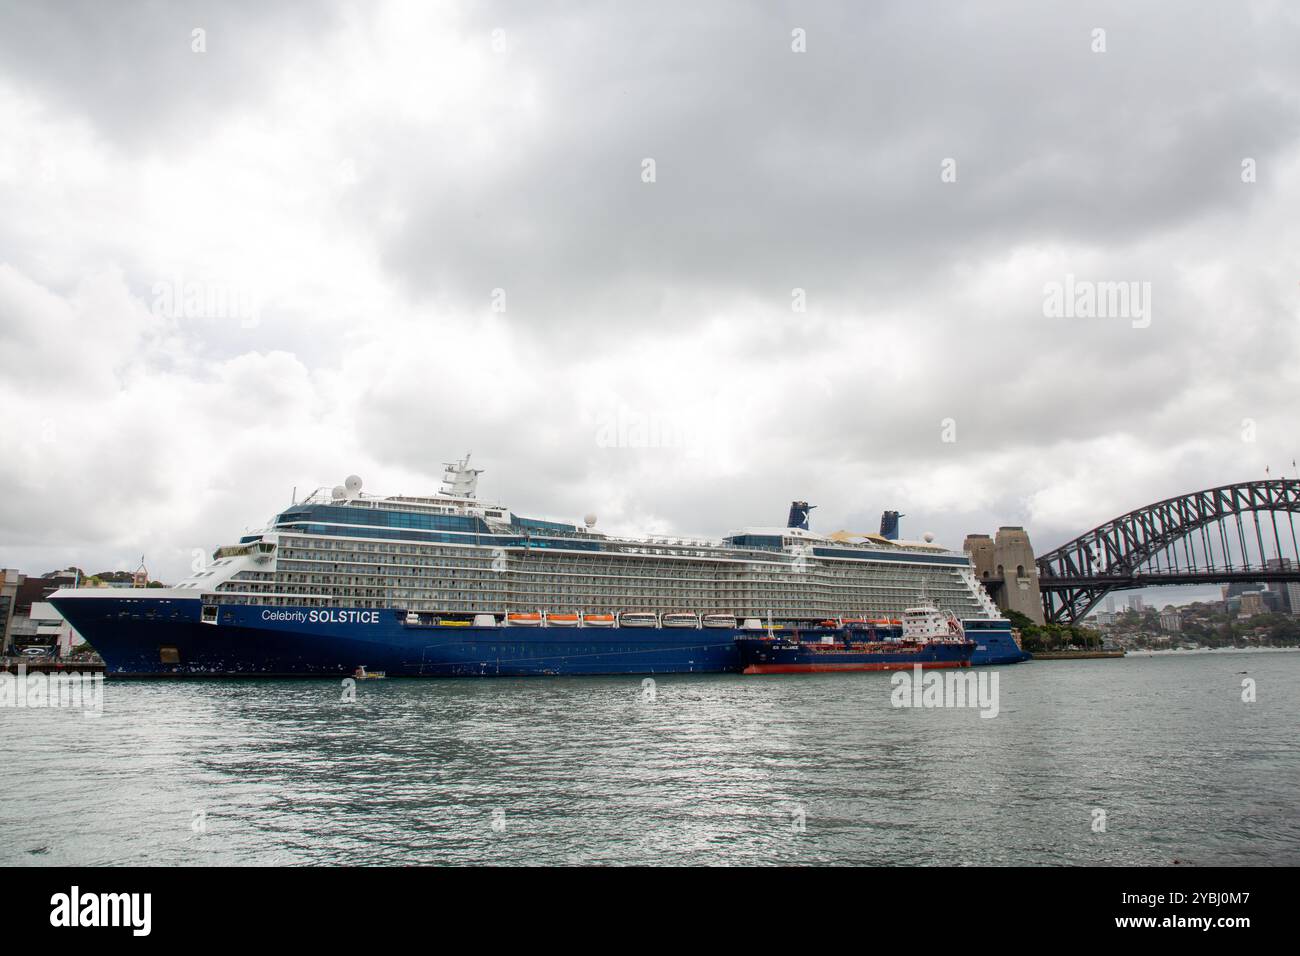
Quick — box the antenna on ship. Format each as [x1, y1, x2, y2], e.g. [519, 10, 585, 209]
[441, 453, 483, 498]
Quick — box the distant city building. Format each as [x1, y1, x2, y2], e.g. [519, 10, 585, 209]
[1128, 595, 1145, 612]
[1239, 591, 1267, 617]
[0, 568, 21, 654]
[1159, 608, 1182, 632]
[30, 602, 80, 656]
[1093, 611, 1117, 627]
[1224, 581, 1267, 600]
[1265, 558, 1300, 616]
[0, 569, 80, 654]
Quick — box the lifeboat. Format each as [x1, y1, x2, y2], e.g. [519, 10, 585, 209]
[506, 612, 544, 627]
[618, 612, 659, 628]
[702, 613, 737, 629]
[547, 612, 581, 627]
[584, 613, 617, 628]
[404, 611, 421, 626]
[661, 612, 700, 628]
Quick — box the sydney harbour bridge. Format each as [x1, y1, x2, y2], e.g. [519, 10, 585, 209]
[976, 479, 1300, 624]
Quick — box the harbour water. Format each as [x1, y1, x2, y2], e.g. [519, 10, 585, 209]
[2, 651, 1297, 866]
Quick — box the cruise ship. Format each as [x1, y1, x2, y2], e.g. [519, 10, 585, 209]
[50, 457, 1030, 676]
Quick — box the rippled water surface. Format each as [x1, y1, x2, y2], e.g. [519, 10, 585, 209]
[3, 651, 1298, 865]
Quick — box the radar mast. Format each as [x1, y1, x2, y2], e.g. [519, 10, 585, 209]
[441, 453, 483, 498]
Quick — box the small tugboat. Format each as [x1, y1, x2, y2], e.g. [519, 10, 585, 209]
[353, 665, 386, 680]
[737, 604, 974, 674]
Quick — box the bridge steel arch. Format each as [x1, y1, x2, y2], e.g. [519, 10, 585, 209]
[1036, 479, 1300, 623]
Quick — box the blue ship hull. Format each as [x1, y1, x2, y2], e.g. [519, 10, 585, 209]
[49, 596, 740, 677]
[49, 594, 1029, 676]
[964, 622, 1034, 666]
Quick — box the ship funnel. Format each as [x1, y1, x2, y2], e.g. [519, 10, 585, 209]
[880, 510, 903, 540]
[787, 501, 816, 530]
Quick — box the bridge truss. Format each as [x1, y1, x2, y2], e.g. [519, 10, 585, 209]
[1036, 479, 1300, 623]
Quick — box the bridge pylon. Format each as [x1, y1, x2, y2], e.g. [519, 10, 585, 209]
[963, 527, 1045, 624]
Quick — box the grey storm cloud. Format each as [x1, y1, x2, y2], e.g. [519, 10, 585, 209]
[1, 0, 1299, 583]
[365, 1, 1300, 322]
[0, 0, 344, 144]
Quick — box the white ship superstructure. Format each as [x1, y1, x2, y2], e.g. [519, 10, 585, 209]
[172, 457, 1000, 624]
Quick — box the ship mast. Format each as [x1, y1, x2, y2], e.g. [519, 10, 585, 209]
[440, 453, 483, 498]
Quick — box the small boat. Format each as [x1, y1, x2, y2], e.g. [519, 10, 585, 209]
[738, 631, 974, 674]
[661, 612, 700, 628]
[547, 612, 581, 627]
[404, 611, 421, 626]
[702, 613, 737, 629]
[583, 613, 616, 628]
[354, 666, 386, 680]
[619, 611, 659, 628]
[506, 612, 543, 627]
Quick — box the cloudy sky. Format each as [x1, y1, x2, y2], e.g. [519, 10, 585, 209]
[1, 1, 1298, 592]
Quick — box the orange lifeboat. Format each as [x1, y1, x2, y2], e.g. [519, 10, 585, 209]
[584, 613, 616, 628]
[548, 612, 581, 627]
[506, 612, 543, 627]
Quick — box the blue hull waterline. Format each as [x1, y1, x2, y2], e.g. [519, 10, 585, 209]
[49, 596, 1029, 677]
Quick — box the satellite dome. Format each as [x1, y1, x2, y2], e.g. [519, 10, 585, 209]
[331, 485, 347, 500]
[344, 475, 363, 495]
[584, 513, 597, 528]
[922, 532, 935, 543]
